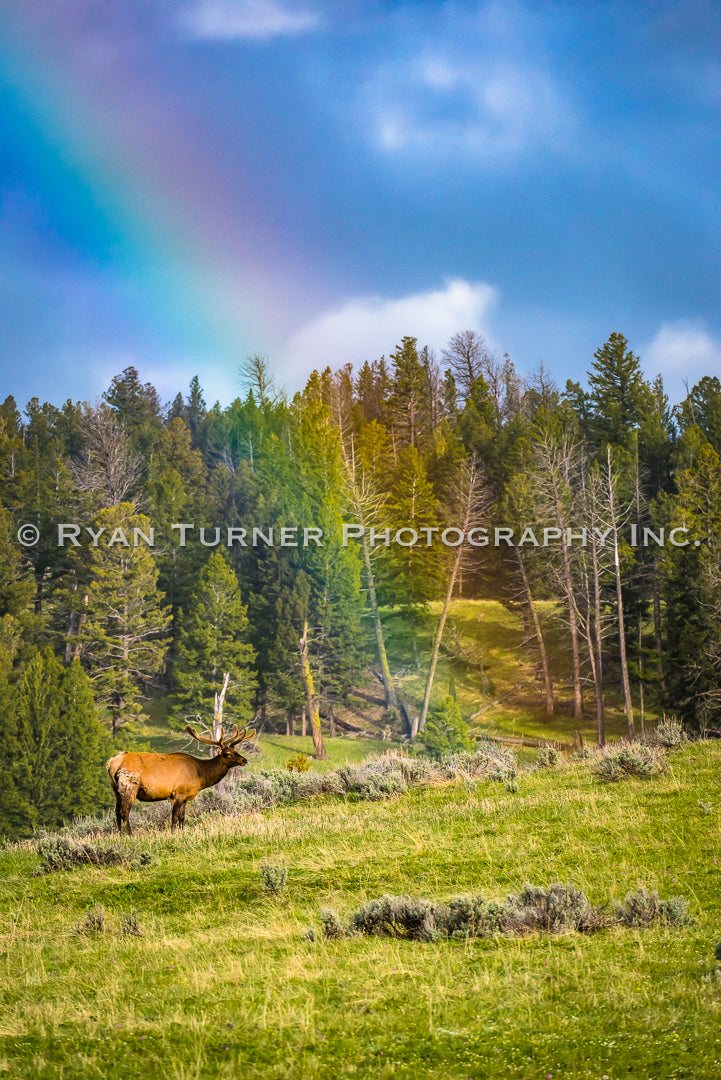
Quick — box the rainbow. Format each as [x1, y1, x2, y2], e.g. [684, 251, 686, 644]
[0, 9, 308, 395]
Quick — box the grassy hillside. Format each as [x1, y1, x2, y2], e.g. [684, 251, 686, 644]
[1, 740, 720, 1078]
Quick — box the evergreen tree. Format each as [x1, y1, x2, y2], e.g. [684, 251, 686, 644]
[172, 552, 256, 727]
[661, 443, 721, 729]
[587, 333, 653, 447]
[3, 650, 110, 835]
[78, 504, 171, 735]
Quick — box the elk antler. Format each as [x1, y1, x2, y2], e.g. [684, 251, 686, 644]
[186, 724, 256, 749]
[227, 726, 256, 747]
[186, 724, 225, 746]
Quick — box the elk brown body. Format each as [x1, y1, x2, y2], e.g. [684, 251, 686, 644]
[107, 724, 255, 834]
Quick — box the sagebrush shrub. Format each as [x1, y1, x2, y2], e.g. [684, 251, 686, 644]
[259, 864, 289, 896]
[315, 882, 688, 942]
[614, 887, 691, 927]
[651, 717, 685, 749]
[76, 906, 105, 935]
[594, 743, 665, 782]
[536, 746, 561, 769]
[119, 909, 143, 937]
[350, 894, 441, 940]
[35, 836, 152, 873]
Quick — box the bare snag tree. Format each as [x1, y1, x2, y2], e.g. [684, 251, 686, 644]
[414, 456, 490, 737]
[72, 403, 143, 508]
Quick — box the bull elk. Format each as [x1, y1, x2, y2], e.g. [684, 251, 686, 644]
[106, 724, 256, 835]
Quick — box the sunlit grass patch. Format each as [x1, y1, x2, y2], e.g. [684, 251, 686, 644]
[1, 741, 720, 1078]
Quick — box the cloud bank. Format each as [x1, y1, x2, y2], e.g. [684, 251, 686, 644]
[283, 279, 499, 374]
[181, 0, 319, 41]
[643, 320, 721, 394]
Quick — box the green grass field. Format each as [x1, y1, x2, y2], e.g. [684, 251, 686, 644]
[1, 740, 720, 1079]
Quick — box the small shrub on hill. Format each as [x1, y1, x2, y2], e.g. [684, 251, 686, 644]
[336, 765, 407, 799]
[34, 835, 153, 873]
[75, 906, 106, 935]
[649, 716, 686, 749]
[350, 895, 441, 940]
[259, 864, 288, 896]
[440, 742, 518, 784]
[119, 909, 143, 937]
[286, 753, 311, 773]
[536, 745, 561, 769]
[594, 743, 666, 783]
[614, 887, 692, 927]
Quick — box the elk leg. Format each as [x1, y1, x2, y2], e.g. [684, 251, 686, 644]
[171, 798, 186, 830]
[115, 770, 140, 836]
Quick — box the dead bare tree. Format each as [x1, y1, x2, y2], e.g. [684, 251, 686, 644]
[339, 432, 399, 713]
[72, 404, 142, 508]
[532, 431, 584, 719]
[605, 446, 635, 740]
[299, 621, 328, 760]
[415, 456, 490, 737]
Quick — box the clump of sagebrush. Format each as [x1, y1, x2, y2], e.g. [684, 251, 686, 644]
[286, 753, 311, 773]
[335, 765, 407, 800]
[320, 908, 352, 940]
[76, 906, 106, 935]
[593, 742, 666, 783]
[438, 742, 518, 785]
[313, 882, 690, 942]
[350, 894, 442, 941]
[535, 745, 561, 769]
[259, 863, 289, 896]
[649, 716, 686, 749]
[34, 835, 153, 873]
[193, 786, 239, 818]
[362, 750, 436, 785]
[119, 909, 143, 937]
[614, 887, 692, 927]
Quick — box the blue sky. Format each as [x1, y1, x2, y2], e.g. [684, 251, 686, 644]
[0, 0, 719, 410]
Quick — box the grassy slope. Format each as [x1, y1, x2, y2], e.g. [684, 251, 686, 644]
[383, 599, 645, 744]
[2, 742, 721, 1079]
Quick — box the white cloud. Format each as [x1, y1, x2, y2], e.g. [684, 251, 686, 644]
[642, 320, 721, 395]
[368, 53, 570, 160]
[181, 0, 319, 41]
[282, 279, 499, 374]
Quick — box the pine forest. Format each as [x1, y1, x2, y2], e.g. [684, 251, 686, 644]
[1, 331, 720, 837]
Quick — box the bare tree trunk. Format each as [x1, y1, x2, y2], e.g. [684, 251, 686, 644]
[590, 527, 606, 746]
[212, 672, 230, 755]
[212, 671, 231, 790]
[561, 541, 583, 719]
[301, 706, 307, 738]
[361, 533, 398, 711]
[652, 562, 665, 689]
[607, 447, 635, 740]
[299, 622, 327, 759]
[415, 458, 487, 736]
[515, 548, 554, 715]
[414, 545, 462, 737]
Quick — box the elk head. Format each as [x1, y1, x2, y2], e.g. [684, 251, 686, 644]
[185, 723, 257, 768]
